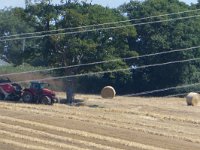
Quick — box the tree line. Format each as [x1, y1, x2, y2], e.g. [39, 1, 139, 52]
[1, 0, 200, 95]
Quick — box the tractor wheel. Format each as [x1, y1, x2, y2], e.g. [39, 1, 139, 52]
[22, 92, 33, 103]
[41, 96, 53, 105]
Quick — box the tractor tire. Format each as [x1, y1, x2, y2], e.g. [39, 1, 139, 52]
[22, 92, 33, 103]
[41, 96, 53, 105]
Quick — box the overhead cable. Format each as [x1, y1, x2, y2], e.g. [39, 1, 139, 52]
[1, 56, 200, 86]
[1, 14, 200, 42]
[1, 8, 200, 39]
[124, 82, 200, 97]
[1, 45, 200, 77]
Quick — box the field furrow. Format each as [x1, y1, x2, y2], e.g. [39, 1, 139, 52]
[0, 138, 51, 150]
[0, 129, 90, 150]
[0, 122, 123, 150]
[0, 103, 200, 144]
[0, 95, 200, 150]
[0, 115, 170, 150]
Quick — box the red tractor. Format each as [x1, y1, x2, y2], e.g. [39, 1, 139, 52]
[22, 81, 57, 105]
[0, 77, 22, 101]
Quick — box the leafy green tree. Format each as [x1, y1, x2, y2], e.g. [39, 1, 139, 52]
[1, 1, 138, 93]
[53, 3, 137, 93]
[24, 0, 58, 65]
[121, 0, 200, 95]
[0, 8, 34, 65]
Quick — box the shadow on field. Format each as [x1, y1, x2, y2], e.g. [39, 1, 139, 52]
[59, 98, 84, 106]
[59, 98, 81, 103]
[1, 98, 103, 108]
[88, 104, 100, 108]
[58, 98, 103, 108]
[0, 100, 20, 104]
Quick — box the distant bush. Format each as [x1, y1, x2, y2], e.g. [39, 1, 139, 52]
[0, 63, 45, 75]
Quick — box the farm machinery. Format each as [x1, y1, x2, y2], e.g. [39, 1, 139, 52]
[0, 77, 22, 101]
[0, 78, 57, 105]
[22, 81, 57, 105]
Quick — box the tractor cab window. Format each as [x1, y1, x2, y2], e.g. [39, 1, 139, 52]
[30, 83, 41, 90]
[30, 82, 48, 90]
[41, 83, 49, 89]
[40, 83, 45, 89]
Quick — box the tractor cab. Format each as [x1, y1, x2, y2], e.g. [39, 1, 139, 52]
[29, 81, 49, 90]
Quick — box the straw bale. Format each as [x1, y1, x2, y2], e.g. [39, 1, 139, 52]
[101, 86, 116, 99]
[186, 92, 200, 106]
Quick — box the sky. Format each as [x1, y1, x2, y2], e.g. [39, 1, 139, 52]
[0, 0, 198, 9]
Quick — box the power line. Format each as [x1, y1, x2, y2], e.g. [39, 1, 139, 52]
[165, 91, 200, 97]
[3, 14, 200, 41]
[0, 10, 199, 97]
[124, 82, 200, 97]
[1, 14, 200, 42]
[1, 8, 200, 40]
[1, 45, 200, 77]
[1, 56, 200, 86]
[136, 57, 200, 69]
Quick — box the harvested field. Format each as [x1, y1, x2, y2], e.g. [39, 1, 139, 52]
[0, 94, 200, 150]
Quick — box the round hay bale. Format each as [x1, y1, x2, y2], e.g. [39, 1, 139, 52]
[186, 92, 200, 106]
[101, 86, 116, 99]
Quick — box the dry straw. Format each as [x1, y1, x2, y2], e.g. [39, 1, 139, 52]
[101, 86, 116, 99]
[186, 92, 200, 106]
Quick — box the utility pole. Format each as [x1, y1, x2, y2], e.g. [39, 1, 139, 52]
[3, 44, 8, 61]
[22, 39, 26, 66]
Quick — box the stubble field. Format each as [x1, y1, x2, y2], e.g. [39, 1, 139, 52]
[0, 94, 200, 150]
